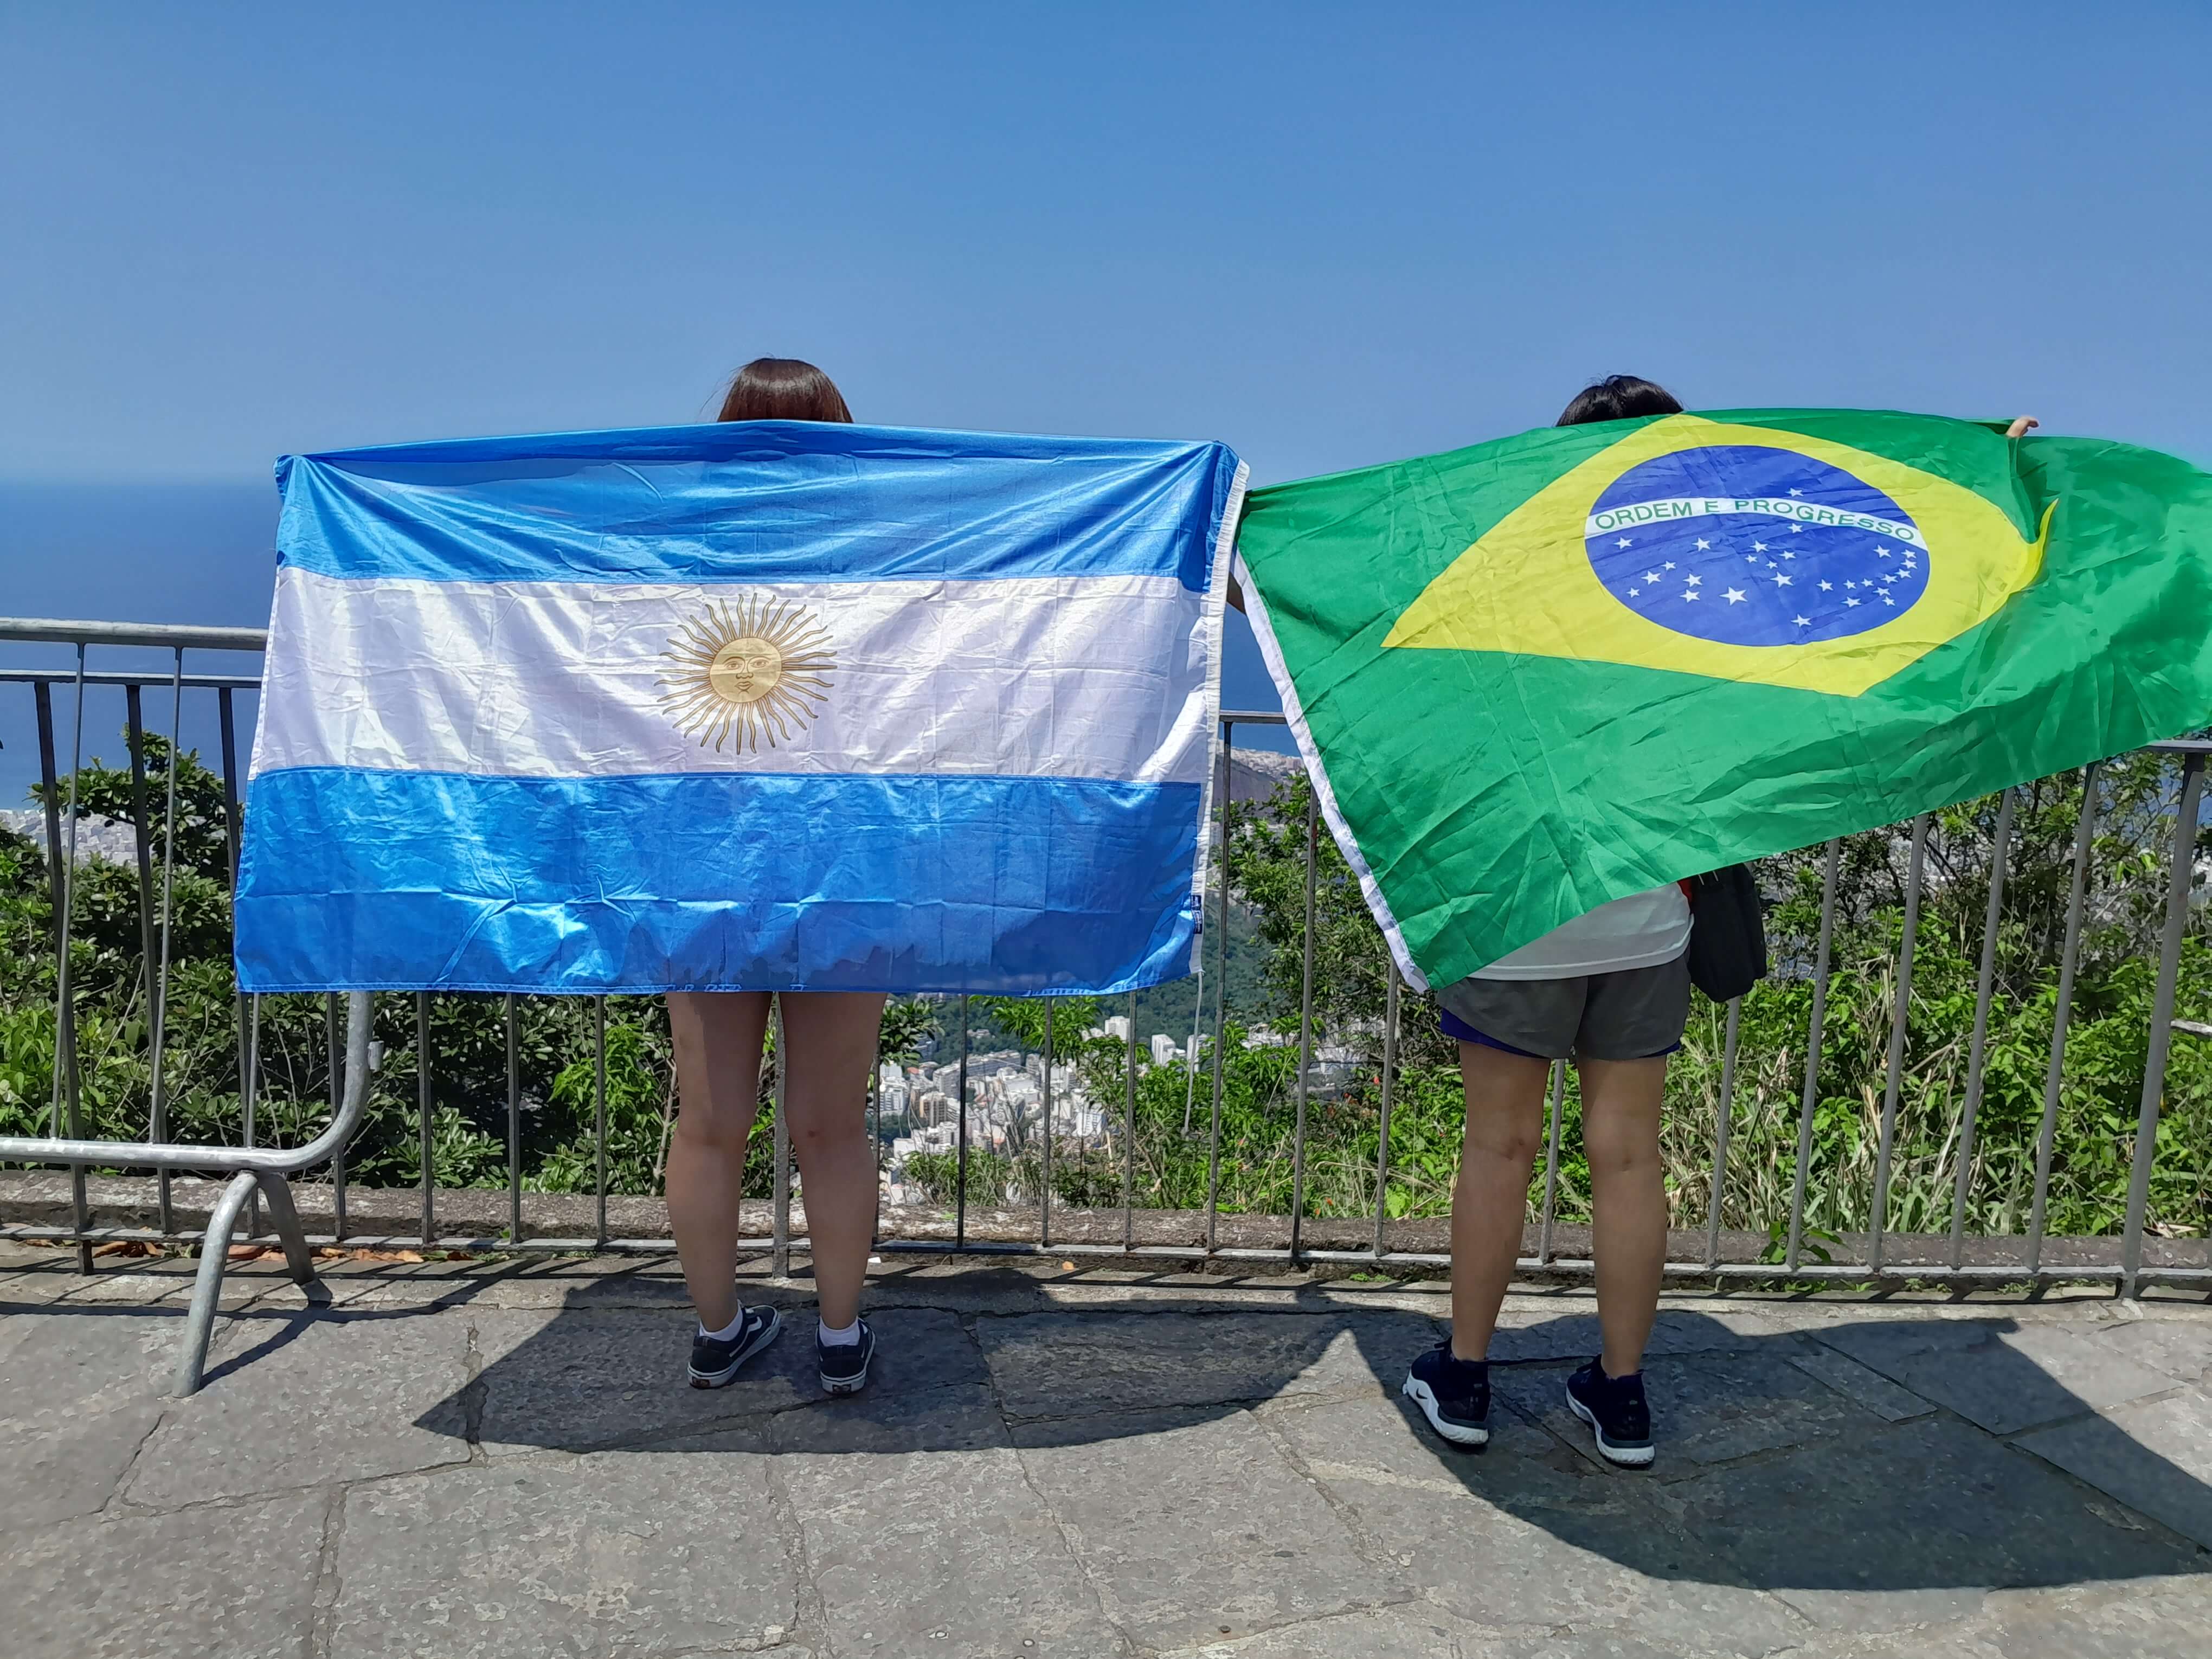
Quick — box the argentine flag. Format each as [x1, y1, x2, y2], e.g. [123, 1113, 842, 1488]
[235, 422, 1247, 995]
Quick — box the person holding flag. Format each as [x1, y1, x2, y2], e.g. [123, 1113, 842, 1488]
[668, 359, 886, 1396]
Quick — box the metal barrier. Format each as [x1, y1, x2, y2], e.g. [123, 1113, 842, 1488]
[4, 617, 2211, 1397]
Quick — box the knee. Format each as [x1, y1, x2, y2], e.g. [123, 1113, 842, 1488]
[789, 1113, 863, 1160]
[1462, 1119, 1544, 1173]
[1584, 1123, 1660, 1183]
[674, 1104, 753, 1156]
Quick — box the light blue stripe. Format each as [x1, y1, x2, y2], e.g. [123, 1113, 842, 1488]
[235, 768, 1201, 995]
[275, 422, 1242, 592]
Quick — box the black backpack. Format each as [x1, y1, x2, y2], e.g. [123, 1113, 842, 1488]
[1684, 864, 1767, 1002]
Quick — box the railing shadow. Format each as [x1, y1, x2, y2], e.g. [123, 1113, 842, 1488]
[416, 1282, 2212, 1595]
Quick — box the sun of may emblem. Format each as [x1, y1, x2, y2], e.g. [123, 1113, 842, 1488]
[658, 593, 835, 754]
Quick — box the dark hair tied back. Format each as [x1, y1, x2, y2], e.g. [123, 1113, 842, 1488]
[717, 357, 853, 423]
[1557, 375, 1682, 427]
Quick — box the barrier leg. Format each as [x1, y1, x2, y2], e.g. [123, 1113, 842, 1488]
[170, 1169, 257, 1397]
[253, 1170, 321, 1289]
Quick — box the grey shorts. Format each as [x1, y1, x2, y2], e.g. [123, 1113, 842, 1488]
[1436, 950, 1690, 1062]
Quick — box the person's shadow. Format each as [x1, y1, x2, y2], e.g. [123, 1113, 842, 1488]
[414, 1276, 2212, 1606]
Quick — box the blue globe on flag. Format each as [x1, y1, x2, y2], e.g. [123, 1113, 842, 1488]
[1584, 445, 1927, 646]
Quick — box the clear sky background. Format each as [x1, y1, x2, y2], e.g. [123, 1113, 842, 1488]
[4, 2, 2209, 805]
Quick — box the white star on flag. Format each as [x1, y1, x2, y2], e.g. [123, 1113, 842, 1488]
[1790, 524, 1804, 533]
[1781, 551, 1795, 561]
[1881, 592, 1895, 605]
[1793, 614, 1811, 627]
[1775, 575, 1792, 587]
[1879, 548, 1892, 559]
[1682, 588, 1700, 601]
[1644, 570, 1662, 584]
[1694, 538, 1712, 551]
[1818, 580, 1833, 591]
[1789, 488, 1804, 497]
[1628, 587, 1641, 596]
[1686, 574, 1701, 587]
[1753, 541, 1767, 552]
[1663, 561, 1676, 570]
[1725, 588, 1746, 604]
[1846, 597, 1860, 607]
[1617, 537, 1633, 549]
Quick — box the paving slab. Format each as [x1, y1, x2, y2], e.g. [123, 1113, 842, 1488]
[472, 1305, 983, 1455]
[2015, 1386, 2212, 1549]
[1810, 1316, 2176, 1435]
[328, 1449, 800, 1659]
[1484, 1305, 1789, 1364]
[0, 1308, 210, 1528]
[1983, 1577, 2212, 1657]
[773, 1380, 1118, 1658]
[2089, 1314, 2212, 1388]
[1666, 1416, 2202, 1633]
[1267, 1391, 1805, 1652]
[1162, 1604, 1483, 1657]
[9, 1488, 330, 1659]
[123, 1307, 472, 1507]
[976, 1308, 1432, 1419]
[1782, 1334, 1941, 1422]
[1011, 1403, 1404, 1651]
[1504, 1349, 1893, 1479]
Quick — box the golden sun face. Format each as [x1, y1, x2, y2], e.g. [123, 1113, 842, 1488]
[658, 594, 834, 753]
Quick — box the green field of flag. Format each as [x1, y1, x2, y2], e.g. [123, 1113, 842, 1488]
[1232, 409, 2212, 991]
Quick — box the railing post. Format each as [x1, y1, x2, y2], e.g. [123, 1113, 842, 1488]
[150, 649, 184, 1233]
[1950, 787, 2015, 1269]
[1785, 838, 1841, 1272]
[1869, 814, 1931, 1276]
[2029, 765, 2099, 1275]
[772, 996, 792, 1278]
[1122, 991, 1138, 1250]
[2122, 754, 2205, 1297]
[1288, 795, 1319, 1262]
[1705, 996, 1742, 1273]
[954, 996, 970, 1250]
[34, 675, 91, 1271]
[594, 994, 609, 1250]
[1371, 961, 1400, 1263]
[329, 992, 348, 1241]
[1040, 1000, 1053, 1249]
[1536, 1061, 1565, 1267]
[1204, 722, 1234, 1255]
[504, 992, 520, 1245]
[417, 992, 434, 1246]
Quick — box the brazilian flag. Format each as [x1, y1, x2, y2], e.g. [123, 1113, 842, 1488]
[1232, 410, 2212, 992]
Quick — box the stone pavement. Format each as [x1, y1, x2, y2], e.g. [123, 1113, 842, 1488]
[2, 1245, 2209, 1658]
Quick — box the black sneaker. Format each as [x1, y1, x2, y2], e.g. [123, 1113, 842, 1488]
[1565, 1357, 1654, 1467]
[688, 1305, 782, 1388]
[1401, 1341, 1490, 1448]
[818, 1317, 876, 1396]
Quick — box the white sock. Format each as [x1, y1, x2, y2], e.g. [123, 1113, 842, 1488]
[818, 1316, 861, 1347]
[699, 1306, 746, 1342]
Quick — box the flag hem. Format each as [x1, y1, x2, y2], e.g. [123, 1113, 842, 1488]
[1189, 460, 1250, 972]
[1231, 545, 1432, 994]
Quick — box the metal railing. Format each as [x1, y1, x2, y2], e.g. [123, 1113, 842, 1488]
[5, 618, 2211, 1396]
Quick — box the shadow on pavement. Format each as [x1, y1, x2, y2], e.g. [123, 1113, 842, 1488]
[415, 1279, 2212, 1597]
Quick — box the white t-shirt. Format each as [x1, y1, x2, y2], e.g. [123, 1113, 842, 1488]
[1471, 883, 1692, 981]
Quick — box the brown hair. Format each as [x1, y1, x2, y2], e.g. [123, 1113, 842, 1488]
[715, 357, 853, 423]
[1557, 375, 1681, 427]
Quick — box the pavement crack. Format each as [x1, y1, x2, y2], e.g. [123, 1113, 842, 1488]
[306, 1483, 348, 1659]
[459, 1319, 487, 1461]
[761, 1456, 824, 1654]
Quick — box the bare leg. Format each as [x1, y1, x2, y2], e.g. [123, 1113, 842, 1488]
[666, 991, 771, 1332]
[779, 992, 888, 1331]
[1578, 1055, 1669, 1377]
[1448, 1042, 1552, 1361]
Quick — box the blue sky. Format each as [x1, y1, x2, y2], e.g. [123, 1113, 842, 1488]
[4, 2, 2209, 803]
